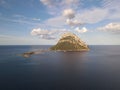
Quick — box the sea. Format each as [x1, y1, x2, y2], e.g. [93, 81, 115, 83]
[0, 45, 120, 90]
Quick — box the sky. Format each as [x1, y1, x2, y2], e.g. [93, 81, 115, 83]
[0, 0, 120, 45]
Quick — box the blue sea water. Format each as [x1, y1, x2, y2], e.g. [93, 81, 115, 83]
[0, 45, 120, 90]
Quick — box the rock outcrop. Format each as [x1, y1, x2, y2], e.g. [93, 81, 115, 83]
[50, 32, 89, 51]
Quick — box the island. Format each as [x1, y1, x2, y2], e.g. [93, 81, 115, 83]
[50, 32, 89, 51]
[22, 32, 89, 58]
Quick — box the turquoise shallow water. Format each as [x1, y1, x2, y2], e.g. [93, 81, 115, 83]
[0, 45, 120, 90]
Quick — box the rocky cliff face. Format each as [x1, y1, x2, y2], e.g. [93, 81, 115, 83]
[50, 32, 89, 51]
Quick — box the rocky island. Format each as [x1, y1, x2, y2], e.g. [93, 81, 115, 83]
[50, 32, 89, 51]
[22, 32, 89, 58]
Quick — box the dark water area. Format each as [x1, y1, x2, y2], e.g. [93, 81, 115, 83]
[0, 45, 120, 90]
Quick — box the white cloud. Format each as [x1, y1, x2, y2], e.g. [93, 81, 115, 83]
[63, 0, 79, 6]
[0, 17, 40, 25]
[98, 23, 120, 33]
[63, 9, 75, 19]
[13, 14, 41, 22]
[66, 19, 84, 26]
[39, 35, 56, 40]
[62, 8, 84, 27]
[0, 14, 42, 26]
[40, 0, 80, 8]
[102, 0, 120, 9]
[75, 8, 108, 24]
[40, 0, 80, 15]
[64, 0, 120, 24]
[40, 0, 54, 7]
[31, 28, 67, 40]
[44, 16, 66, 27]
[31, 28, 50, 36]
[31, 28, 56, 40]
[40, 0, 120, 25]
[102, 0, 120, 20]
[75, 27, 88, 33]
